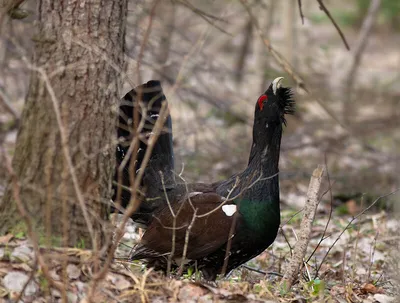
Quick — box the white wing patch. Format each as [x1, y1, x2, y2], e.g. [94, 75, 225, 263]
[222, 204, 237, 217]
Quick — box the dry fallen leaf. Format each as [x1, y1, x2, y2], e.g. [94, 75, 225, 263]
[346, 199, 359, 216]
[178, 284, 207, 302]
[113, 276, 130, 291]
[67, 264, 81, 280]
[0, 234, 13, 244]
[373, 294, 396, 303]
[361, 283, 384, 295]
[106, 273, 130, 291]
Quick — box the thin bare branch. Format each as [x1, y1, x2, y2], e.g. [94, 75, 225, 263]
[177, 207, 197, 276]
[176, 0, 231, 35]
[342, 0, 382, 120]
[297, 0, 304, 24]
[1, 148, 66, 293]
[16, 56, 97, 249]
[316, 0, 350, 50]
[88, 102, 169, 298]
[0, 86, 19, 121]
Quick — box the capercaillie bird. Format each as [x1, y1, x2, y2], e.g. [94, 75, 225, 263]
[128, 77, 295, 280]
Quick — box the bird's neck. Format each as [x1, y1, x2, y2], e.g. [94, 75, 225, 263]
[248, 124, 282, 177]
[234, 124, 282, 233]
[215, 123, 283, 206]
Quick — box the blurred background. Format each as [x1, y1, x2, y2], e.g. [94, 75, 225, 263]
[1, 0, 399, 212]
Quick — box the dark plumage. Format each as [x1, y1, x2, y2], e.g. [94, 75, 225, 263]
[113, 80, 175, 226]
[129, 77, 295, 280]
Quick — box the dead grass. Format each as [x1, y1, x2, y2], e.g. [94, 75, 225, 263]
[0, 0, 399, 302]
[0, 196, 398, 302]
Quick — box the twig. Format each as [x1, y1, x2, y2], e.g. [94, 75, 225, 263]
[305, 156, 335, 267]
[114, 102, 147, 219]
[239, 0, 383, 156]
[15, 258, 38, 302]
[241, 265, 283, 277]
[342, 247, 346, 286]
[280, 165, 325, 291]
[367, 230, 379, 282]
[342, 0, 381, 120]
[88, 102, 168, 298]
[350, 203, 363, 282]
[177, 0, 227, 22]
[0, 0, 25, 30]
[136, 0, 160, 87]
[280, 228, 294, 257]
[257, 0, 277, 92]
[316, 0, 350, 50]
[177, 208, 198, 276]
[281, 208, 304, 227]
[234, 18, 253, 83]
[221, 201, 239, 276]
[239, 0, 348, 132]
[297, 0, 304, 24]
[1, 148, 65, 293]
[16, 51, 97, 249]
[160, 172, 178, 275]
[0, 86, 20, 121]
[177, 0, 230, 35]
[38, 65, 96, 249]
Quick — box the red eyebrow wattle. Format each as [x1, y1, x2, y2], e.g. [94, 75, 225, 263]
[257, 95, 268, 110]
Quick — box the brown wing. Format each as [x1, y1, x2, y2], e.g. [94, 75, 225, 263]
[141, 192, 238, 261]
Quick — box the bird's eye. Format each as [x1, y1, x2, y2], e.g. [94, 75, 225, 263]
[257, 95, 268, 110]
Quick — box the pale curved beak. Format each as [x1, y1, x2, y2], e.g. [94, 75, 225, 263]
[272, 77, 284, 95]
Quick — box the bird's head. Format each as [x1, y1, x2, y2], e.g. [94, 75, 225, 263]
[254, 77, 295, 126]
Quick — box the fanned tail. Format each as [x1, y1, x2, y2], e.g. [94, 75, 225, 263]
[113, 80, 175, 224]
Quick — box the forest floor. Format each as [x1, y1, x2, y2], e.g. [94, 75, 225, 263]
[0, 204, 398, 302]
[1, 1, 400, 302]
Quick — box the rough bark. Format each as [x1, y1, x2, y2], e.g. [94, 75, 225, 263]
[0, 0, 127, 249]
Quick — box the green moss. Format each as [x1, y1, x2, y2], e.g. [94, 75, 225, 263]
[10, 222, 28, 239]
[38, 273, 49, 290]
[38, 233, 62, 247]
[75, 238, 86, 249]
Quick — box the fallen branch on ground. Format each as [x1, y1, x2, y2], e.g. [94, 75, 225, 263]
[280, 164, 325, 291]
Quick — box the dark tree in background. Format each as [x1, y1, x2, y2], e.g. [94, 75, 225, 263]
[0, 0, 127, 248]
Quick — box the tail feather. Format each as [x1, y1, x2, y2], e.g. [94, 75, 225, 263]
[113, 80, 175, 218]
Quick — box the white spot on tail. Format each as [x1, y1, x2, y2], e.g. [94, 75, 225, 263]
[222, 204, 237, 217]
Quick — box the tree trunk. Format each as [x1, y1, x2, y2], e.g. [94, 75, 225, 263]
[0, 0, 127, 249]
